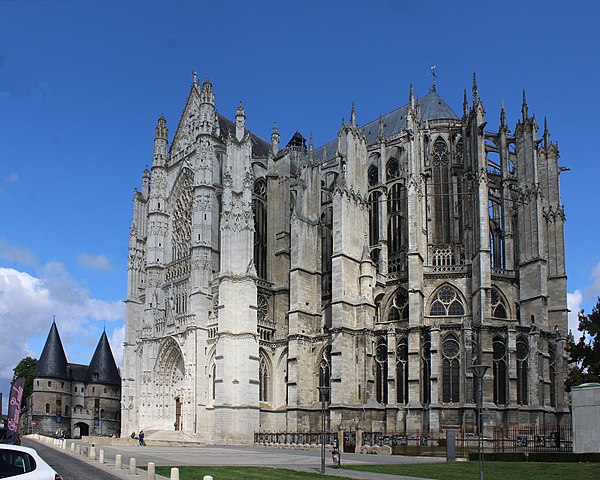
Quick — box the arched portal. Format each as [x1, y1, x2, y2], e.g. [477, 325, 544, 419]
[155, 338, 187, 431]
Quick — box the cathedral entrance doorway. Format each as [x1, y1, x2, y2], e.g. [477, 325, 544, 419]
[175, 397, 182, 431]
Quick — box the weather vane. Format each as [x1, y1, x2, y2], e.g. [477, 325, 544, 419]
[430, 65, 437, 93]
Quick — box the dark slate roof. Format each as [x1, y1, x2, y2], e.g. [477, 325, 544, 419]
[313, 90, 459, 163]
[85, 330, 121, 386]
[217, 114, 271, 158]
[86, 332, 121, 385]
[68, 364, 88, 382]
[34, 321, 70, 380]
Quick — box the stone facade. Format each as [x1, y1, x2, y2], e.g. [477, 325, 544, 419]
[30, 322, 121, 438]
[122, 75, 570, 443]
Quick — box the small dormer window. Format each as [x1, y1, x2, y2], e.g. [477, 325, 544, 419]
[93, 373, 99, 382]
[92, 387, 95, 393]
[61, 382, 64, 388]
[48, 381, 51, 387]
[104, 387, 107, 394]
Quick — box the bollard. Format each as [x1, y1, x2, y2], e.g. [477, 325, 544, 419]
[89, 445, 96, 460]
[129, 457, 136, 475]
[170, 467, 179, 480]
[62, 439, 67, 450]
[203, 476, 214, 480]
[76, 444, 81, 455]
[115, 454, 122, 470]
[70, 443, 75, 453]
[147, 462, 155, 480]
[99, 449, 105, 464]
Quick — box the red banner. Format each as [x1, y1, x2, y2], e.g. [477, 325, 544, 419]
[6, 377, 25, 443]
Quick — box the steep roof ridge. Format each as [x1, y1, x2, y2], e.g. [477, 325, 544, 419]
[313, 90, 459, 163]
[85, 330, 121, 386]
[34, 321, 70, 380]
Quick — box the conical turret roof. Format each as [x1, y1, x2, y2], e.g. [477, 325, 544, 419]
[85, 330, 121, 386]
[34, 321, 69, 380]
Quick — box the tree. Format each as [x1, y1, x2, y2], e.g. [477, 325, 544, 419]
[12, 356, 38, 402]
[567, 298, 600, 389]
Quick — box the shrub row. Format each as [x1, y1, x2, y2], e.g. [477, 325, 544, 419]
[467, 452, 600, 462]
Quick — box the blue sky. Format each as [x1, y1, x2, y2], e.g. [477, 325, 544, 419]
[1, 0, 599, 414]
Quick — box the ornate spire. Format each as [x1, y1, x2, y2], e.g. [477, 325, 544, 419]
[500, 98, 506, 128]
[430, 65, 437, 93]
[521, 89, 529, 121]
[463, 89, 468, 118]
[235, 101, 246, 141]
[156, 113, 168, 139]
[378, 114, 385, 142]
[192, 69, 198, 85]
[409, 84, 415, 109]
[472, 72, 479, 102]
[308, 132, 314, 161]
[350, 102, 357, 127]
[200, 77, 214, 104]
[544, 116, 551, 147]
[271, 121, 280, 154]
[322, 144, 328, 165]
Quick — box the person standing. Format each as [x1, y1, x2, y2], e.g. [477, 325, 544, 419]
[138, 430, 145, 446]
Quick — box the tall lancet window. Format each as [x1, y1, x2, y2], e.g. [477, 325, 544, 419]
[549, 344, 556, 407]
[388, 183, 407, 274]
[516, 337, 529, 405]
[253, 179, 267, 280]
[432, 137, 451, 244]
[259, 351, 271, 403]
[375, 337, 388, 404]
[489, 194, 505, 270]
[318, 345, 331, 402]
[396, 337, 409, 404]
[422, 332, 432, 404]
[442, 334, 460, 403]
[493, 336, 507, 404]
[321, 206, 333, 297]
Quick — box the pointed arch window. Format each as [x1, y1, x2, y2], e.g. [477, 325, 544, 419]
[45, 403, 50, 414]
[369, 190, 381, 246]
[387, 288, 409, 322]
[211, 363, 217, 400]
[442, 334, 460, 403]
[493, 336, 507, 404]
[430, 285, 465, 317]
[431, 137, 451, 244]
[321, 206, 333, 297]
[388, 182, 407, 274]
[319, 345, 331, 403]
[491, 287, 508, 319]
[368, 164, 379, 187]
[386, 158, 399, 180]
[396, 337, 409, 404]
[516, 337, 529, 405]
[422, 332, 431, 404]
[375, 337, 388, 404]
[549, 344, 556, 407]
[253, 179, 267, 280]
[259, 351, 271, 403]
[489, 195, 505, 270]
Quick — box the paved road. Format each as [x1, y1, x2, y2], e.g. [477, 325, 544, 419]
[22, 438, 123, 480]
[24, 437, 440, 480]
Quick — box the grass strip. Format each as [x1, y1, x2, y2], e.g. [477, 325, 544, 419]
[154, 465, 356, 480]
[343, 461, 600, 480]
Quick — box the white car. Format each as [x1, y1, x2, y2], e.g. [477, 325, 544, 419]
[0, 445, 62, 479]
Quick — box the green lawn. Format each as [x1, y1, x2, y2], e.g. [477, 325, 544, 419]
[153, 466, 354, 480]
[343, 461, 600, 480]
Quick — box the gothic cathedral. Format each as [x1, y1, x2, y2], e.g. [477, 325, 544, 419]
[122, 75, 570, 443]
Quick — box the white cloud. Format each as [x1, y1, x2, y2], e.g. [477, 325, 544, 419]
[0, 265, 125, 385]
[567, 290, 583, 341]
[0, 236, 37, 266]
[568, 261, 600, 341]
[109, 324, 125, 368]
[78, 253, 112, 271]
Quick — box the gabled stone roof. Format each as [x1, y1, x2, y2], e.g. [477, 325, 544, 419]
[34, 321, 69, 380]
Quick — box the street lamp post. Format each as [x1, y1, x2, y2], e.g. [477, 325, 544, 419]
[316, 386, 330, 474]
[471, 365, 489, 480]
